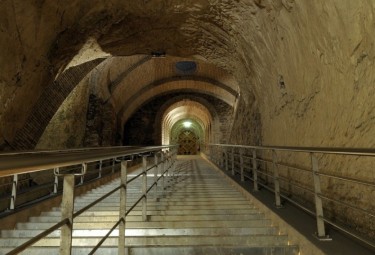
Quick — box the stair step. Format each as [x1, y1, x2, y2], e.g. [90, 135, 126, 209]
[28, 214, 266, 223]
[72, 204, 257, 211]
[1, 245, 300, 255]
[0, 235, 290, 247]
[41, 208, 261, 216]
[84, 192, 243, 197]
[127, 245, 300, 255]
[75, 197, 248, 202]
[16, 219, 272, 229]
[72, 200, 250, 207]
[1, 227, 278, 238]
[84, 191, 242, 197]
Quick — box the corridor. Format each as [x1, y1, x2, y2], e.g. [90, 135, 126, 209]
[1, 1, 375, 254]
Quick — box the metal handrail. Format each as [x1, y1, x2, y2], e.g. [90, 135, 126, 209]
[0, 160, 120, 215]
[245, 173, 315, 215]
[208, 143, 375, 250]
[3, 145, 177, 255]
[211, 143, 375, 156]
[317, 172, 375, 187]
[88, 218, 122, 255]
[0, 146, 172, 177]
[318, 194, 375, 218]
[88, 161, 173, 254]
[0, 146, 141, 156]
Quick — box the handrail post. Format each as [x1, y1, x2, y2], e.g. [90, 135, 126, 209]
[112, 158, 116, 174]
[231, 147, 235, 176]
[272, 150, 282, 208]
[220, 146, 224, 168]
[59, 174, 75, 255]
[311, 153, 331, 240]
[161, 152, 165, 194]
[118, 161, 128, 255]
[154, 153, 159, 200]
[165, 150, 169, 178]
[172, 150, 176, 178]
[98, 160, 103, 178]
[240, 148, 244, 181]
[211, 145, 216, 163]
[225, 147, 229, 172]
[142, 156, 148, 222]
[217, 146, 220, 167]
[252, 150, 259, 191]
[53, 168, 59, 194]
[10, 174, 18, 210]
[213, 146, 217, 165]
[165, 151, 169, 181]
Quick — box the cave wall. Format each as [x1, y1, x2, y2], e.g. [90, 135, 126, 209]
[224, 1, 375, 148]
[223, 1, 375, 240]
[0, 0, 374, 241]
[36, 78, 90, 149]
[229, 96, 262, 146]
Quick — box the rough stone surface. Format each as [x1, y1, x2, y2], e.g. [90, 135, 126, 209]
[6, 58, 105, 149]
[0, 0, 374, 242]
[36, 78, 90, 150]
[83, 94, 117, 147]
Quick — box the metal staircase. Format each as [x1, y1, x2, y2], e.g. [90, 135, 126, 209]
[0, 157, 299, 255]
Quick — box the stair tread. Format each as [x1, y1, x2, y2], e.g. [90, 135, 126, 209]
[0, 245, 300, 255]
[0, 235, 290, 247]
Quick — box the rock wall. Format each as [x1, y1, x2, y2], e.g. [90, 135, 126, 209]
[83, 94, 117, 147]
[1, 0, 374, 241]
[228, 1, 375, 148]
[229, 95, 262, 146]
[208, 0, 375, 240]
[36, 78, 90, 149]
[36, 73, 118, 149]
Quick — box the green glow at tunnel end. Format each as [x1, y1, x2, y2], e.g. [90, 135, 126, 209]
[183, 121, 192, 128]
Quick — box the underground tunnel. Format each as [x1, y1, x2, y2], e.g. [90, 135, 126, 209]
[0, 1, 374, 254]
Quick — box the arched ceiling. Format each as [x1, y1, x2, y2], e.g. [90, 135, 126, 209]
[161, 100, 212, 145]
[163, 101, 212, 129]
[122, 91, 230, 146]
[0, 1, 244, 149]
[87, 55, 239, 127]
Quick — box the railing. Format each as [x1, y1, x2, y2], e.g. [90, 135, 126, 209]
[0, 158, 120, 215]
[207, 144, 375, 249]
[0, 145, 177, 255]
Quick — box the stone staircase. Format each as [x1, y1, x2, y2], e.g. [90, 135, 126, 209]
[0, 158, 299, 255]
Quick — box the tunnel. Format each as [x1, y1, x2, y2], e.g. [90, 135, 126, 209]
[0, 1, 374, 254]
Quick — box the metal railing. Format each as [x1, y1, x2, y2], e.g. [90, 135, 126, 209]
[208, 144, 375, 249]
[0, 158, 120, 214]
[0, 145, 177, 255]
